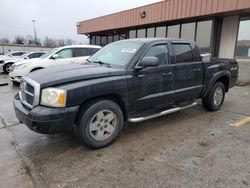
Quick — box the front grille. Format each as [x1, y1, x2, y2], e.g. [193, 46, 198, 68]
[26, 83, 34, 94]
[19, 77, 40, 109]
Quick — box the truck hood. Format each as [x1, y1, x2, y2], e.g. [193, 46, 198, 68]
[27, 63, 125, 88]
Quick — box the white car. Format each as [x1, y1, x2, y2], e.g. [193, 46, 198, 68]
[9, 45, 101, 84]
[0, 52, 46, 73]
[0, 51, 26, 69]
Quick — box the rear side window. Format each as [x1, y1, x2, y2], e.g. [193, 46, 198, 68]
[87, 48, 100, 56]
[144, 44, 169, 65]
[173, 43, 194, 63]
[11, 52, 25, 56]
[73, 48, 88, 57]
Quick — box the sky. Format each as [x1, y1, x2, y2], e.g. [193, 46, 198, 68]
[0, 0, 162, 44]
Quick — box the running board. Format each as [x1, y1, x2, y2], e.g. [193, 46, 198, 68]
[128, 102, 198, 123]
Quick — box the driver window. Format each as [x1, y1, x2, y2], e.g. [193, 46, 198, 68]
[144, 44, 169, 65]
[56, 49, 73, 59]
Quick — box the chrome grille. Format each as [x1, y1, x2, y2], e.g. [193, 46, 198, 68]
[19, 77, 40, 109]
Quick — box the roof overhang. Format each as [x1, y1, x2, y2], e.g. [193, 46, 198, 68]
[77, 0, 250, 35]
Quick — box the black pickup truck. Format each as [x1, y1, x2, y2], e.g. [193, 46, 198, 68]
[14, 38, 238, 148]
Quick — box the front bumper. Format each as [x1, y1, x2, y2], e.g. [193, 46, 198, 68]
[14, 94, 79, 134]
[9, 71, 22, 82]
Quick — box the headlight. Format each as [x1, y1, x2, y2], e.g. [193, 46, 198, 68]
[41, 88, 66, 107]
[15, 63, 28, 70]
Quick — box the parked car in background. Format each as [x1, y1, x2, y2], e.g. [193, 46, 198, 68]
[14, 38, 238, 149]
[0, 51, 26, 69]
[9, 45, 101, 84]
[0, 52, 46, 73]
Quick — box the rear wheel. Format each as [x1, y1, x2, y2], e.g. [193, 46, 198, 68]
[202, 82, 225, 111]
[3, 63, 13, 73]
[74, 100, 123, 149]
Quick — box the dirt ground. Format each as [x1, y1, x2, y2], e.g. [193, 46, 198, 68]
[0, 74, 250, 188]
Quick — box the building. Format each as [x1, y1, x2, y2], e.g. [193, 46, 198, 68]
[77, 0, 250, 83]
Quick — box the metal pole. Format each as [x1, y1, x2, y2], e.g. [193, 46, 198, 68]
[32, 20, 37, 44]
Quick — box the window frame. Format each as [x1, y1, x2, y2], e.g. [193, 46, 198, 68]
[172, 42, 195, 64]
[55, 48, 74, 59]
[135, 42, 172, 68]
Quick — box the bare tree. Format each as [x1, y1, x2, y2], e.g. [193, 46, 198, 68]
[0, 38, 10, 44]
[65, 39, 74, 45]
[43, 37, 57, 48]
[13, 35, 25, 44]
[25, 35, 35, 45]
[56, 39, 65, 47]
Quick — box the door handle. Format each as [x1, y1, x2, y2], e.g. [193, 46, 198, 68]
[162, 72, 173, 76]
[193, 68, 201, 72]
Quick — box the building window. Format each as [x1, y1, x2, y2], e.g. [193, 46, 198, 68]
[156, 26, 166, 37]
[108, 35, 113, 44]
[168, 24, 180, 38]
[181, 22, 196, 40]
[137, 29, 146, 38]
[100, 36, 107, 46]
[120, 33, 127, 40]
[147, 27, 155, 38]
[129, 30, 136, 38]
[196, 20, 213, 53]
[236, 19, 250, 58]
[113, 35, 119, 41]
[95, 36, 100, 45]
[90, 36, 95, 45]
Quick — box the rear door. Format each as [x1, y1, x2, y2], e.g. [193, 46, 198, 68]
[172, 43, 203, 101]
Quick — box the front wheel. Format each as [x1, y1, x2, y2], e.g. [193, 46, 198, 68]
[202, 82, 225, 111]
[3, 63, 13, 73]
[75, 100, 123, 149]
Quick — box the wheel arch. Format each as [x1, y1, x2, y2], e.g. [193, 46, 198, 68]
[30, 67, 44, 72]
[203, 71, 231, 98]
[74, 94, 128, 125]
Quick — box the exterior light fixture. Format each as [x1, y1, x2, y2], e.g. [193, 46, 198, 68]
[140, 11, 146, 18]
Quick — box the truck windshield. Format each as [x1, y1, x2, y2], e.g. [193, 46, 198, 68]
[88, 41, 143, 67]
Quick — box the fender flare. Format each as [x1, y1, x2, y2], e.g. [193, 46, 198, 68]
[202, 70, 231, 98]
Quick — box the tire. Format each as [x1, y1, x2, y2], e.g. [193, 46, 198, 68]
[74, 100, 123, 149]
[3, 63, 13, 74]
[202, 82, 225, 111]
[12, 81, 20, 86]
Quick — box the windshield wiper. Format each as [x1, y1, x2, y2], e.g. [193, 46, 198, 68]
[93, 61, 111, 67]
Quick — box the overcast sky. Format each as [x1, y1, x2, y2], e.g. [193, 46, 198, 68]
[0, 0, 161, 43]
[1, 0, 249, 43]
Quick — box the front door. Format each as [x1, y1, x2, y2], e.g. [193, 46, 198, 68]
[127, 43, 175, 113]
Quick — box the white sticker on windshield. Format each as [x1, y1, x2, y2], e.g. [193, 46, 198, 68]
[121, 48, 137, 53]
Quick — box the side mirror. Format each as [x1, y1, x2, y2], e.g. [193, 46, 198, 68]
[24, 57, 29, 60]
[137, 56, 160, 68]
[51, 54, 60, 59]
